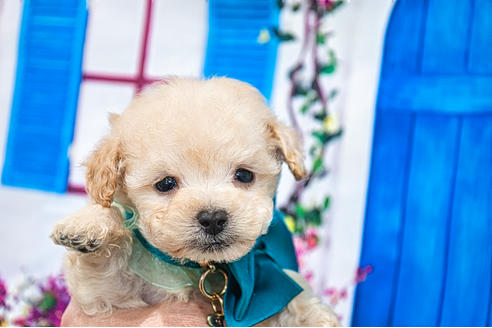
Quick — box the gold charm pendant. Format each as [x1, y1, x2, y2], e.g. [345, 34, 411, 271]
[206, 295, 225, 327]
[199, 264, 228, 327]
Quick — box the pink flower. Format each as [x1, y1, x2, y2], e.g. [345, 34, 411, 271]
[304, 271, 314, 282]
[13, 317, 27, 326]
[324, 287, 336, 296]
[293, 235, 307, 257]
[318, 0, 334, 10]
[304, 228, 319, 250]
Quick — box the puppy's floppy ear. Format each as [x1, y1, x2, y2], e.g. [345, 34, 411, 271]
[84, 134, 121, 208]
[267, 119, 307, 180]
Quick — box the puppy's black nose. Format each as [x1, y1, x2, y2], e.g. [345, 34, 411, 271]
[197, 209, 228, 235]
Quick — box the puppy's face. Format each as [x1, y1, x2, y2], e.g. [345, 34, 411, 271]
[85, 78, 306, 263]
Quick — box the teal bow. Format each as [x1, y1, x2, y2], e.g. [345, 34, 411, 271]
[113, 202, 303, 327]
[223, 209, 303, 326]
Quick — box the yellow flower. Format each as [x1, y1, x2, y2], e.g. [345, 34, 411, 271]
[257, 28, 271, 44]
[0, 319, 7, 327]
[284, 215, 296, 233]
[323, 115, 340, 134]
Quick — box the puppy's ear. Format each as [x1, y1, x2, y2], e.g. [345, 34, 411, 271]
[267, 119, 307, 180]
[85, 134, 121, 207]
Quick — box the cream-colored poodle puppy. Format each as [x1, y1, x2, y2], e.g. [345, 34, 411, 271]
[51, 77, 339, 326]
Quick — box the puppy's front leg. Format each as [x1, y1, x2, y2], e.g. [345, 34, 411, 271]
[52, 203, 150, 315]
[260, 270, 340, 327]
[50, 203, 126, 254]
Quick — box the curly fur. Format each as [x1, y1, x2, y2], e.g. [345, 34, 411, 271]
[51, 77, 339, 326]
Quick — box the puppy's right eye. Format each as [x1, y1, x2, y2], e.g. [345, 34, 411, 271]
[155, 177, 178, 192]
[235, 168, 254, 183]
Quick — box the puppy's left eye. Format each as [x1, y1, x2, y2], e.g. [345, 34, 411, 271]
[155, 176, 178, 192]
[235, 168, 254, 183]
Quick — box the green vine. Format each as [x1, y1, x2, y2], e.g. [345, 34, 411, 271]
[275, 0, 345, 238]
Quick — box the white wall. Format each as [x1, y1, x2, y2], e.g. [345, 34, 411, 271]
[272, 1, 393, 322]
[316, 1, 394, 320]
[0, 0, 394, 323]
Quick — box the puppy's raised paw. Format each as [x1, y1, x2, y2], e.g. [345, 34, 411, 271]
[50, 204, 125, 254]
[54, 233, 103, 253]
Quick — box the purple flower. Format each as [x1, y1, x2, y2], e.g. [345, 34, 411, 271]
[9, 274, 71, 327]
[355, 265, 373, 284]
[35, 274, 70, 326]
[339, 288, 347, 299]
[0, 278, 7, 308]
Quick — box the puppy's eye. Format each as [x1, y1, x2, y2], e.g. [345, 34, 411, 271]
[155, 176, 178, 192]
[234, 169, 254, 183]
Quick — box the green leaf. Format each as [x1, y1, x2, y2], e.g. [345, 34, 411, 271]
[327, 128, 344, 143]
[312, 129, 343, 145]
[320, 64, 336, 74]
[300, 102, 310, 114]
[300, 92, 318, 114]
[321, 0, 345, 15]
[320, 50, 337, 74]
[293, 83, 309, 97]
[316, 32, 327, 45]
[313, 111, 327, 121]
[330, 0, 345, 12]
[329, 89, 338, 99]
[320, 62, 336, 74]
[294, 203, 306, 219]
[273, 27, 296, 42]
[312, 157, 324, 174]
[323, 196, 331, 210]
[38, 292, 57, 311]
[292, 2, 301, 11]
[277, 0, 285, 9]
[329, 49, 337, 62]
[312, 130, 325, 144]
[305, 208, 322, 226]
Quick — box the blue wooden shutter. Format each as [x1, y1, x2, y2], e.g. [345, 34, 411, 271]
[352, 0, 492, 326]
[2, 0, 88, 193]
[203, 0, 279, 100]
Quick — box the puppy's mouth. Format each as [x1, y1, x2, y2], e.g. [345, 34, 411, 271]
[190, 232, 235, 253]
[201, 240, 230, 252]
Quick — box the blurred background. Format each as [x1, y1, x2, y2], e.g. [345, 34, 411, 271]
[1, 0, 491, 326]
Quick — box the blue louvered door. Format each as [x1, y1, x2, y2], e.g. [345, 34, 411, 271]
[2, 0, 87, 193]
[353, 0, 492, 326]
[203, 0, 279, 100]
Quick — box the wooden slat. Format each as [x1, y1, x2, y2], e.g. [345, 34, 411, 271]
[1, 0, 87, 192]
[378, 76, 492, 114]
[352, 111, 414, 326]
[468, 0, 492, 74]
[354, 0, 492, 325]
[392, 115, 461, 325]
[204, 0, 279, 100]
[381, 0, 426, 76]
[422, 0, 473, 73]
[440, 115, 492, 326]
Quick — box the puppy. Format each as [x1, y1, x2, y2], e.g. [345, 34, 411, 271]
[51, 77, 339, 326]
